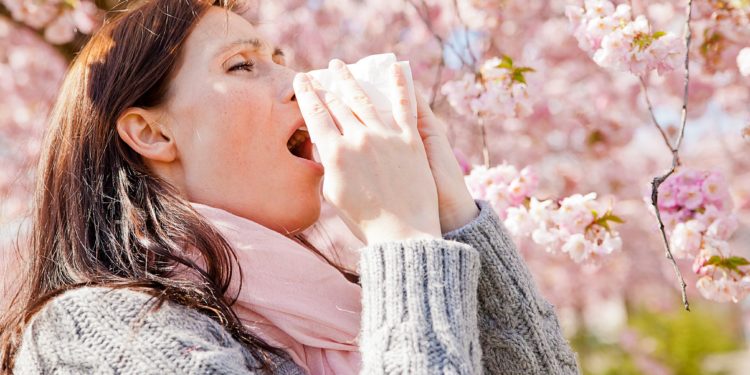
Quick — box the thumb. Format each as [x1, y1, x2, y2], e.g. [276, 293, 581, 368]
[415, 90, 447, 138]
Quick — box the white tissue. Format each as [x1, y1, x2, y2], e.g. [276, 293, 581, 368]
[306, 53, 417, 130]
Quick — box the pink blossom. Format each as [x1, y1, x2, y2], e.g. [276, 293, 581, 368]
[568, 1, 683, 76]
[695, 204, 721, 227]
[44, 12, 76, 45]
[2, 0, 59, 29]
[442, 56, 534, 120]
[531, 226, 560, 252]
[669, 220, 705, 258]
[72, 1, 102, 34]
[706, 215, 739, 241]
[697, 274, 750, 303]
[555, 193, 597, 233]
[658, 183, 678, 208]
[504, 206, 535, 237]
[676, 184, 703, 210]
[700, 172, 726, 203]
[738, 47, 750, 77]
[562, 233, 591, 263]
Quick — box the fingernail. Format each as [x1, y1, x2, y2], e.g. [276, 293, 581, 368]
[389, 63, 399, 74]
[330, 59, 345, 70]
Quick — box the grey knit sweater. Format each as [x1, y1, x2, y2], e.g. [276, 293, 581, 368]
[14, 200, 580, 374]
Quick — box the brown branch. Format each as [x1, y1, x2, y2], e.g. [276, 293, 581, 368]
[429, 58, 445, 108]
[451, 0, 479, 69]
[645, 0, 693, 312]
[674, 0, 693, 151]
[406, 0, 474, 69]
[406, 0, 471, 109]
[638, 77, 673, 151]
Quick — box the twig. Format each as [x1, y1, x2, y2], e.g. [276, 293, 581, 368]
[644, 0, 693, 312]
[429, 58, 445, 108]
[406, 0, 470, 108]
[674, 0, 693, 152]
[406, 0, 474, 69]
[451, 0, 479, 69]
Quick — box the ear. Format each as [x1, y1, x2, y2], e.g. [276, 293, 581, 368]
[116, 107, 177, 163]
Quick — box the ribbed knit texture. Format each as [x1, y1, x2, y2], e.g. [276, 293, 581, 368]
[13, 287, 304, 375]
[358, 237, 481, 375]
[14, 199, 580, 374]
[444, 199, 581, 375]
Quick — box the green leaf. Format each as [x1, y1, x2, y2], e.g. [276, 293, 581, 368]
[502, 55, 514, 66]
[653, 31, 667, 39]
[606, 214, 625, 224]
[589, 210, 625, 233]
[727, 256, 750, 267]
[497, 55, 514, 70]
[706, 256, 750, 272]
[705, 255, 723, 266]
[515, 67, 536, 73]
[511, 71, 527, 84]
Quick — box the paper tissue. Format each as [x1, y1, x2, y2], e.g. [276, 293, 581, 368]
[306, 53, 417, 131]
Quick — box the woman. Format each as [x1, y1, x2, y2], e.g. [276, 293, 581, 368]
[0, 0, 580, 374]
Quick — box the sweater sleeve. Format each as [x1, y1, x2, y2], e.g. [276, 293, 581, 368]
[14, 287, 294, 375]
[443, 199, 581, 375]
[358, 237, 482, 375]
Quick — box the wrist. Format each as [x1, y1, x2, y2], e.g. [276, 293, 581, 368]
[363, 218, 442, 245]
[440, 196, 480, 233]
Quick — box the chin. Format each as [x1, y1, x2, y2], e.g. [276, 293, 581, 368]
[283, 194, 322, 235]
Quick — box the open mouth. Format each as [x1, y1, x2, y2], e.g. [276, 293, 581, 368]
[286, 127, 313, 160]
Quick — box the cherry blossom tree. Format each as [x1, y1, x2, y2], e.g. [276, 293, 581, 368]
[2, 0, 749, 372]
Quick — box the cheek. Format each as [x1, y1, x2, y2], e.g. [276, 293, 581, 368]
[175, 86, 275, 160]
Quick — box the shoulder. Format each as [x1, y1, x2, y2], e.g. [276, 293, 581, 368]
[14, 286, 287, 374]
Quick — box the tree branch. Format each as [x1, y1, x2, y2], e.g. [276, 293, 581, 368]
[638, 77, 673, 151]
[645, 0, 693, 312]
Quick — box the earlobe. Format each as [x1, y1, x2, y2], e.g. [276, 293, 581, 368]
[116, 108, 177, 163]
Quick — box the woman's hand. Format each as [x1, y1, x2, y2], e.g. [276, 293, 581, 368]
[414, 91, 479, 233]
[293, 60, 441, 245]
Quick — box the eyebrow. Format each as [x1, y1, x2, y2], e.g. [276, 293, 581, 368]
[214, 38, 285, 59]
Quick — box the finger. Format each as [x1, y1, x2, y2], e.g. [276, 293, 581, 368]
[293, 73, 341, 146]
[413, 87, 448, 138]
[415, 87, 434, 121]
[329, 59, 387, 130]
[307, 75, 363, 136]
[389, 62, 418, 137]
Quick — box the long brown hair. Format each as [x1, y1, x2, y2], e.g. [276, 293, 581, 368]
[0, 0, 353, 371]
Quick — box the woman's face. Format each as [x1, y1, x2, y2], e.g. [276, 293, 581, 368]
[153, 7, 322, 235]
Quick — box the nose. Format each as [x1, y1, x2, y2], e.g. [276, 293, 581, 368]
[280, 67, 298, 104]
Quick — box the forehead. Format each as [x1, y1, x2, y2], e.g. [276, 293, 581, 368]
[184, 7, 270, 58]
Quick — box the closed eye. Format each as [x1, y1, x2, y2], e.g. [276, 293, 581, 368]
[229, 60, 255, 72]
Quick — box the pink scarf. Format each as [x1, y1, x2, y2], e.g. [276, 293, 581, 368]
[190, 202, 363, 375]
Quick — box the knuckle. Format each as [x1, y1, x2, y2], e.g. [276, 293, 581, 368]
[397, 97, 410, 108]
[323, 96, 338, 109]
[309, 102, 328, 115]
[392, 70, 406, 85]
[352, 92, 370, 105]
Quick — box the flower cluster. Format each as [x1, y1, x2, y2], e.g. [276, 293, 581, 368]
[464, 163, 539, 217]
[2, 0, 102, 44]
[506, 193, 623, 263]
[465, 164, 623, 263]
[692, 239, 750, 303]
[566, 0, 683, 76]
[441, 56, 534, 119]
[653, 168, 747, 302]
